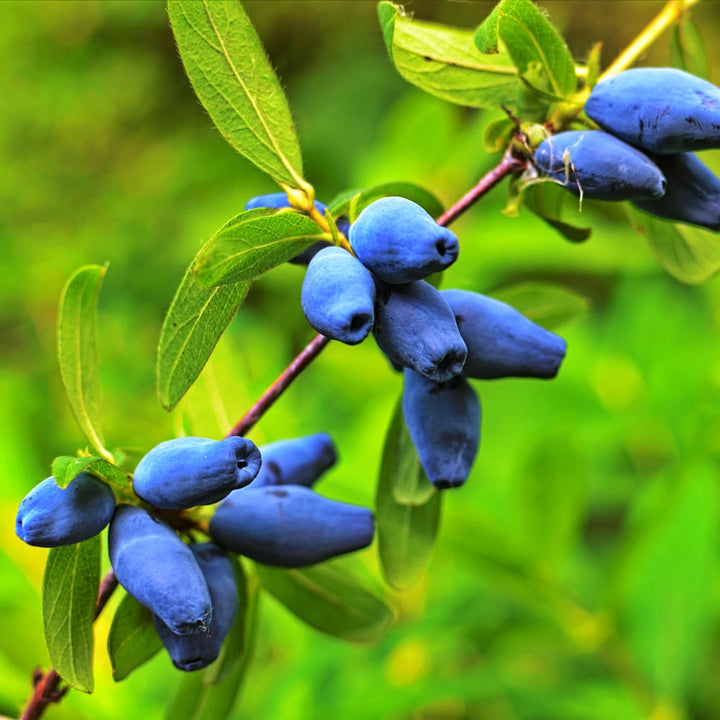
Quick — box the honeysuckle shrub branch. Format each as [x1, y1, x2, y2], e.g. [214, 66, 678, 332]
[15, 0, 719, 718]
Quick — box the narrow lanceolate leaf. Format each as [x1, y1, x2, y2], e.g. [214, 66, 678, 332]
[628, 208, 720, 285]
[157, 259, 249, 412]
[42, 537, 100, 693]
[670, 16, 711, 81]
[193, 208, 330, 287]
[57, 264, 112, 461]
[164, 571, 259, 720]
[168, 0, 305, 188]
[489, 281, 589, 330]
[377, 400, 441, 590]
[378, 2, 521, 110]
[475, 0, 576, 100]
[107, 592, 162, 682]
[51, 455, 132, 494]
[256, 561, 393, 643]
[328, 182, 444, 224]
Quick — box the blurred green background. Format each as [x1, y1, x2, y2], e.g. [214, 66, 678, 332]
[3, 1, 720, 718]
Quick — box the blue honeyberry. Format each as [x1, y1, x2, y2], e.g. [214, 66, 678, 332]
[349, 196, 459, 284]
[632, 152, 720, 231]
[301, 247, 376, 345]
[132, 436, 261, 510]
[153, 542, 238, 672]
[442, 289, 567, 380]
[584, 68, 720, 155]
[209, 485, 374, 567]
[402, 369, 481, 490]
[108, 505, 213, 636]
[534, 130, 666, 201]
[15, 472, 116, 548]
[245, 192, 348, 264]
[251, 433, 338, 489]
[373, 279, 467, 383]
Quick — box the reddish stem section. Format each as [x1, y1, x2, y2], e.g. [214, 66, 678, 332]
[20, 570, 118, 720]
[435, 151, 527, 227]
[225, 333, 331, 439]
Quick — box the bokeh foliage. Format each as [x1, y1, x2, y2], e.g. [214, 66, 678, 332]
[3, 1, 720, 718]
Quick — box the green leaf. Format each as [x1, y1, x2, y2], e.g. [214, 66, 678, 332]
[157, 259, 249, 412]
[379, 1, 521, 110]
[51, 455, 131, 494]
[670, 16, 710, 81]
[168, 0, 305, 188]
[628, 207, 720, 284]
[488, 281, 589, 330]
[483, 116, 516, 153]
[523, 181, 592, 242]
[107, 592, 162, 682]
[193, 208, 330, 288]
[164, 571, 259, 720]
[57, 264, 113, 462]
[585, 41, 602, 90]
[256, 560, 393, 643]
[328, 181, 445, 224]
[376, 399, 441, 590]
[42, 537, 100, 693]
[475, 0, 576, 100]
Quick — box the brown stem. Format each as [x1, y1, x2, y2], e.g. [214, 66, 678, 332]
[225, 333, 331, 439]
[435, 150, 527, 227]
[20, 569, 118, 720]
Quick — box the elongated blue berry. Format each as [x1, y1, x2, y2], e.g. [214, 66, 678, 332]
[109, 505, 212, 635]
[301, 247, 376, 344]
[132, 436, 261, 510]
[442, 290, 567, 379]
[252, 433, 338, 488]
[153, 543, 238, 671]
[402, 370, 480, 490]
[16, 473, 116, 548]
[632, 152, 720, 231]
[585, 68, 720, 154]
[373, 280, 467, 383]
[209, 485, 374, 567]
[349, 197, 458, 284]
[534, 130, 666, 200]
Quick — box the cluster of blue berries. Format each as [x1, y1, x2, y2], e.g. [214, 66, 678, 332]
[534, 68, 720, 231]
[16, 432, 373, 671]
[249, 192, 567, 490]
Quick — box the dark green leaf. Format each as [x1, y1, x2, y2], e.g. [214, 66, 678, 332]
[168, 0, 305, 188]
[475, 0, 576, 100]
[57, 264, 112, 462]
[42, 537, 100, 693]
[164, 571, 259, 720]
[107, 592, 162, 682]
[376, 400, 442, 590]
[193, 208, 330, 288]
[328, 182, 444, 224]
[489, 281, 589, 330]
[628, 207, 720, 284]
[51, 455, 131, 494]
[157, 259, 249, 411]
[256, 560, 393, 643]
[379, 1, 521, 110]
[670, 16, 710, 81]
[523, 181, 592, 242]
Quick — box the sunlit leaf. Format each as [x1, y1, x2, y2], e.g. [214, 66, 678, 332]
[107, 592, 162, 682]
[168, 0, 305, 188]
[256, 560, 393, 643]
[376, 399, 441, 590]
[42, 537, 100, 693]
[193, 209, 330, 287]
[670, 15, 710, 81]
[51, 455, 131, 494]
[379, 2, 521, 110]
[157, 259, 249, 412]
[475, 0, 576, 100]
[57, 264, 112, 462]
